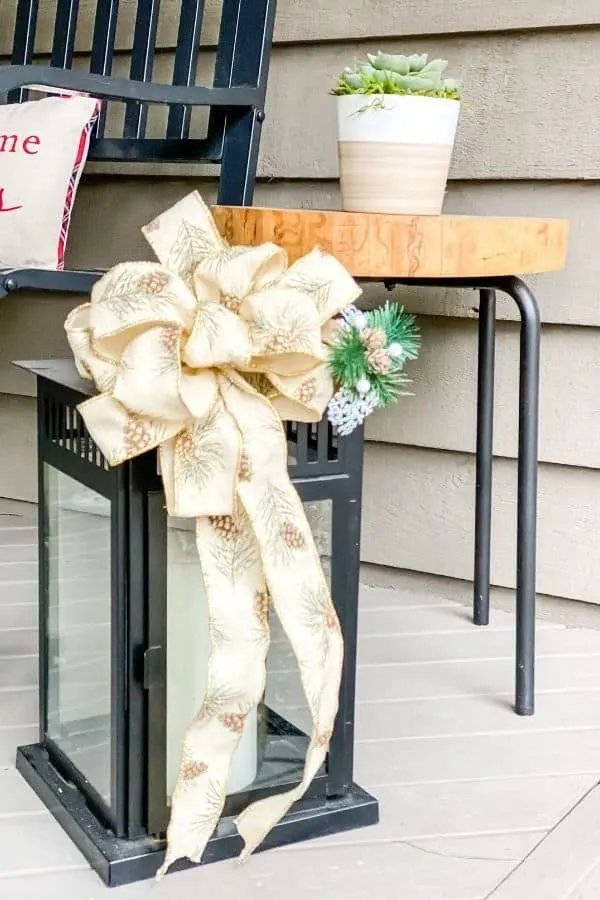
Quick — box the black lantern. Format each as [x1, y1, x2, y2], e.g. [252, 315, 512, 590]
[15, 359, 378, 887]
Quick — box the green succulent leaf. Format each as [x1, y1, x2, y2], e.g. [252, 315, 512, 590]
[420, 58, 448, 75]
[371, 52, 410, 75]
[332, 50, 460, 99]
[408, 53, 429, 72]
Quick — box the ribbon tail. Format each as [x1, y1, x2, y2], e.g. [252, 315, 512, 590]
[157, 507, 270, 879]
[235, 739, 332, 862]
[234, 476, 343, 859]
[220, 377, 344, 860]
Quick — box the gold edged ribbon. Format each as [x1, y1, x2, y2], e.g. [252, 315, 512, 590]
[64, 191, 361, 877]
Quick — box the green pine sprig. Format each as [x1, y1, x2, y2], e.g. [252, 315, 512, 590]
[328, 326, 367, 388]
[366, 302, 421, 359]
[369, 367, 414, 406]
[327, 302, 421, 409]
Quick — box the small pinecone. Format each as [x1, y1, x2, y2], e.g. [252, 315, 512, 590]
[123, 417, 154, 455]
[138, 271, 170, 295]
[254, 589, 270, 626]
[220, 293, 242, 314]
[266, 329, 294, 353]
[295, 377, 317, 405]
[181, 760, 208, 781]
[367, 348, 392, 374]
[362, 327, 387, 351]
[219, 713, 247, 734]
[238, 452, 252, 482]
[315, 730, 332, 749]
[208, 515, 239, 541]
[279, 520, 306, 550]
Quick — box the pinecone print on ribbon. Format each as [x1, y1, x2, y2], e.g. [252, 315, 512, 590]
[323, 603, 341, 633]
[138, 270, 171, 295]
[144, 218, 160, 234]
[220, 293, 242, 314]
[208, 515, 239, 541]
[219, 712, 247, 734]
[295, 377, 317, 405]
[253, 589, 269, 626]
[123, 416, 155, 455]
[367, 348, 392, 374]
[266, 329, 294, 353]
[279, 520, 306, 551]
[361, 327, 387, 352]
[159, 326, 179, 357]
[315, 729, 332, 749]
[181, 760, 208, 781]
[238, 451, 252, 482]
[176, 430, 196, 465]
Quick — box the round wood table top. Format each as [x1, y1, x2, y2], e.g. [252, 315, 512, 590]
[212, 206, 569, 280]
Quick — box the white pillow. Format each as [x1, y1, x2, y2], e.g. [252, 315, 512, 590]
[0, 94, 99, 270]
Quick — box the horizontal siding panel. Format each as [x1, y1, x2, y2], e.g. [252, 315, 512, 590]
[2, 30, 599, 182]
[362, 443, 600, 605]
[259, 32, 600, 180]
[0, 177, 597, 397]
[3, 397, 600, 607]
[2, 0, 600, 56]
[366, 318, 600, 470]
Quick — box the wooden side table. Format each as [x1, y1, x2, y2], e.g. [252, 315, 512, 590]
[213, 207, 570, 716]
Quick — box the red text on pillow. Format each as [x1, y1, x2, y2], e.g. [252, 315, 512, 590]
[0, 188, 23, 213]
[0, 133, 41, 154]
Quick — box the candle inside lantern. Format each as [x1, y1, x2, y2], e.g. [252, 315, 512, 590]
[166, 519, 258, 800]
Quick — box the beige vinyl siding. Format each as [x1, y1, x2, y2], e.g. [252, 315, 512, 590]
[1, 4, 598, 605]
[3, 0, 600, 55]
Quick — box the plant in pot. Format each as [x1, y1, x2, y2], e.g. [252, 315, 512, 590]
[332, 51, 461, 216]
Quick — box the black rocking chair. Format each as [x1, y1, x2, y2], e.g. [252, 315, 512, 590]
[0, 0, 277, 300]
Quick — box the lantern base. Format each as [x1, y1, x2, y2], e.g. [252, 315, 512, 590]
[16, 743, 379, 887]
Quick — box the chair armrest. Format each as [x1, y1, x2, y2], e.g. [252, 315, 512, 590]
[0, 65, 260, 108]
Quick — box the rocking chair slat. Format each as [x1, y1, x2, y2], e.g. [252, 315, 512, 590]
[166, 0, 206, 139]
[123, 0, 162, 139]
[90, 0, 120, 137]
[50, 0, 81, 70]
[8, 0, 39, 102]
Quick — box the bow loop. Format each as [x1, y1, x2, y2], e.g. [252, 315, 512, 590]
[89, 261, 197, 340]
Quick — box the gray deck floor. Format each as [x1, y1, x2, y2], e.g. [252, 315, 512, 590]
[2, 500, 600, 899]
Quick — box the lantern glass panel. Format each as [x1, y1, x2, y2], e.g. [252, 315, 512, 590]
[44, 465, 113, 805]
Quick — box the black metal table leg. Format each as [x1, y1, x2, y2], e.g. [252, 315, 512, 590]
[500, 277, 541, 716]
[473, 290, 496, 627]
[378, 273, 542, 715]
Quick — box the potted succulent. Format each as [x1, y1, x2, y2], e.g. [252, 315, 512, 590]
[332, 51, 461, 216]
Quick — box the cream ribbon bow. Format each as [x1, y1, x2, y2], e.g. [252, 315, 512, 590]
[64, 192, 361, 876]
